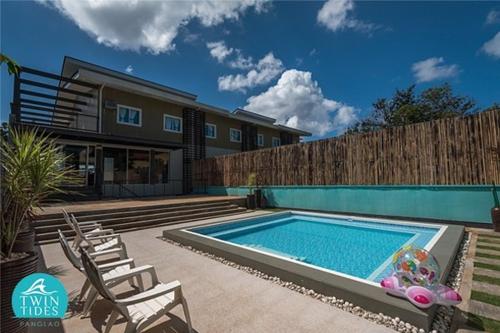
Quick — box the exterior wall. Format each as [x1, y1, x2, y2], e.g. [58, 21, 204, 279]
[257, 126, 286, 148]
[205, 185, 498, 225]
[102, 87, 183, 143]
[102, 86, 302, 154]
[204, 112, 242, 151]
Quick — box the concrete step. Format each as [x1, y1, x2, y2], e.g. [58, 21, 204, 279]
[469, 300, 500, 320]
[35, 200, 240, 223]
[472, 281, 500, 296]
[37, 207, 249, 244]
[34, 202, 238, 229]
[475, 268, 500, 279]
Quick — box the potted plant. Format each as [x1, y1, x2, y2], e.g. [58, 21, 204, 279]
[1, 127, 74, 333]
[246, 173, 257, 209]
[492, 182, 500, 232]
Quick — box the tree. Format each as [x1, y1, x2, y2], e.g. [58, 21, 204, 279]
[347, 83, 477, 134]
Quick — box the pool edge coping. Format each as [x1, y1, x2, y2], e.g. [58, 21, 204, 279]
[163, 211, 464, 330]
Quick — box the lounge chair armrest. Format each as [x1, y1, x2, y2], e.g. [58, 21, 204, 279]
[85, 234, 121, 242]
[106, 265, 159, 287]
[88, 247, 126, 258]
[98, 258, 135, 271]
[116, 281, 182, 305]
[84, 229, 114, 237]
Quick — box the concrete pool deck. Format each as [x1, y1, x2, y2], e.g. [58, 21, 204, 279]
[164, 211, 465, 330]
[35, 210, 394, 333]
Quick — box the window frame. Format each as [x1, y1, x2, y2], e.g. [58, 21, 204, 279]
[205, 123, 217, 139]
[272, 136, 281, 147]
[257, 134, 264, 147]
[116, 104, 142, 127]
[163, 114, 183, 134]
[229, 128, 242, 143]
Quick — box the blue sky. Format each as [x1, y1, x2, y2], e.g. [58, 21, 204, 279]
[1, 1, 499, 139]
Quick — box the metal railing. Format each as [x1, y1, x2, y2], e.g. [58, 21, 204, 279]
[101, 179, 185, 198]
[11, 66, 100, 132]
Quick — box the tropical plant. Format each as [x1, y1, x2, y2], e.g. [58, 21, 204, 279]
[247, 172, 257, 195]
[1, 127, 75, 259]
[0, 53, 20, 76]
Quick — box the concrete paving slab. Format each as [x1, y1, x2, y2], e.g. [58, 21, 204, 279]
[35, 212, 394, 333]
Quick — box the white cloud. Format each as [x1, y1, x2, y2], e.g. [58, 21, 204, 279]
[317, 0, 376, 33]
[125, 65, 133, 74]
[486, 10, 500, 25]
[206, 41, 233, 63]
[37, 0, 268, 54]
[411, 57, 460, 83]
[228, 51, 254, 69]
[244, 69, 357, 136]
[218, 52, 284, 92]
[482, 32, 500, 59]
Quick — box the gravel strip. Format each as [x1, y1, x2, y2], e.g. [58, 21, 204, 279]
[163, 231, 470, 333]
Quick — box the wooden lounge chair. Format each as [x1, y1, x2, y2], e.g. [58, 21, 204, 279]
[57, 230, 144, 317]
[81, 249, 193, 333]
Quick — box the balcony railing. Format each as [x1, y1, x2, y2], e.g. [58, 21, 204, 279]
[10, 66, 100, 132]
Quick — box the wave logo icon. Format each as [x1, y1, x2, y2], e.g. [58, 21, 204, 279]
[21, 278, 58, 296]
[12, 273, 68, 318]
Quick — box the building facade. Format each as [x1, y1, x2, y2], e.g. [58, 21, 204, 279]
[10, 57, 310, 198]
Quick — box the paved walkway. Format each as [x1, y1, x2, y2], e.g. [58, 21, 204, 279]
[36, 195, 244, 216]
[35, 211, 393, 333]
[453, 229, 500, 333]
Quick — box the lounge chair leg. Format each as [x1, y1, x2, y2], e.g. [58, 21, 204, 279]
[81, 287, 98, 317]
[104, 310, 119, 333]
[181, 296, 193, 333]
[78, 279, 91, 302]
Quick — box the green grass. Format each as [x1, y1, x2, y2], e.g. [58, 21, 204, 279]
[473, 274, 500, 286]
[467, 313, 500, 333]
[476, 252, 500, 260]
[475, 261, 500, 272]
[479, 234, 500, 240]
[471, 290, 500, 307]
[479, 237, 500, 245]
[477, 244, 500, 252]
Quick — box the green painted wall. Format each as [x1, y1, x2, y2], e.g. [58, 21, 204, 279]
[204, 185, 498, 224]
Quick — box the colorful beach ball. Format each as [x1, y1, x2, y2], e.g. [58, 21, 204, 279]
[392, 245, 441, 289]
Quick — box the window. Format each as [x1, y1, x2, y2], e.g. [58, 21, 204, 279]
[257, 134, 264, 147]
[230, 128, 241, 143]
[117, 105, 141, 127]
[127, 149, 150, 184]
[164, 114, 182, 133]
[272, 137, 281, 147]
[103, 148, 127, 184]
[205, 123, 217, 139]
[151, 151, 169, 184]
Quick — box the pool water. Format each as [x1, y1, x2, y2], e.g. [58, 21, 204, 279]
[191, 212, 443, 282]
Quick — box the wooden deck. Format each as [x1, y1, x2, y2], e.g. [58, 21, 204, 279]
[36, 195, 245, 216]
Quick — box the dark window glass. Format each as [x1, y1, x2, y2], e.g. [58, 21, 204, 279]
[151, 151, 169, 184]
[87, 146, 95, 186]
[60, 145, 87, 186]
[103, 147, 127, 184]
[128, 149, 150, 184]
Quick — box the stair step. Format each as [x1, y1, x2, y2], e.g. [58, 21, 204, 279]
[34, 204, 240, 233]
[36, 207, 249, 243]
[36, 199, 242, 220]
[34, 201, 236, 226]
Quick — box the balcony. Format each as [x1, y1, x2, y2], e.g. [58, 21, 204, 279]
[10, 66, 100, 133]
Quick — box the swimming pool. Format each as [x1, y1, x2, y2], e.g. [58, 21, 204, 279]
[189, 211, 446, 283]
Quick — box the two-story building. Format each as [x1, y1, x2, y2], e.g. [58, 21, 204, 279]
[10, 57, 310, 198]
